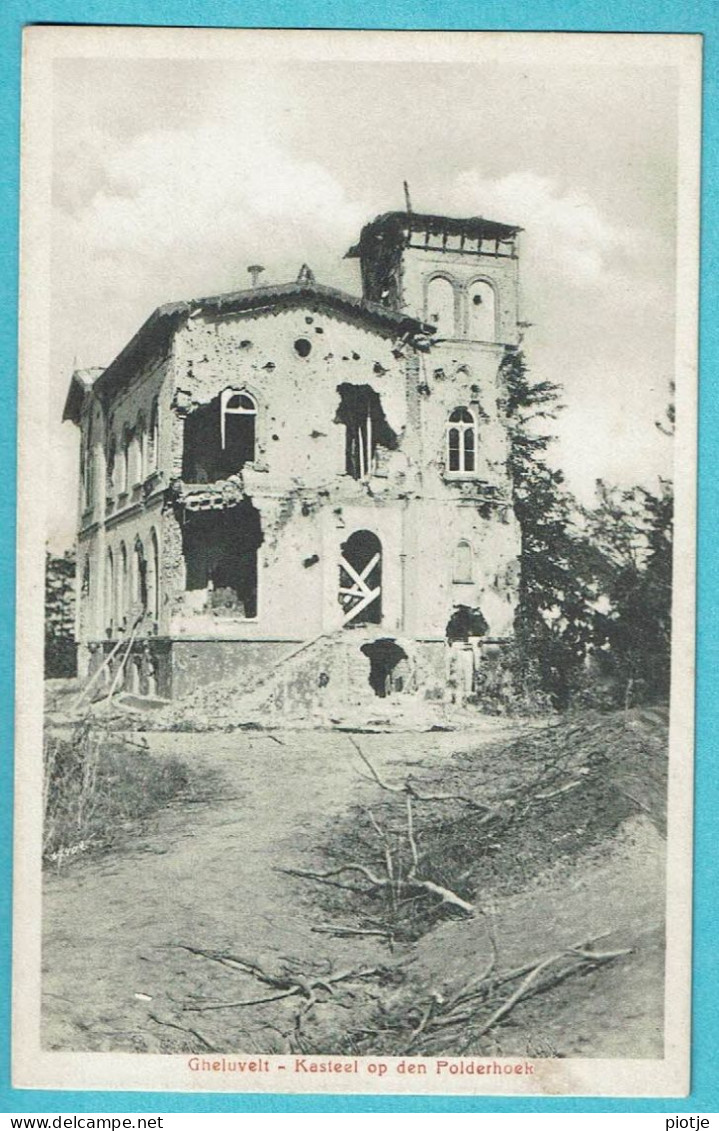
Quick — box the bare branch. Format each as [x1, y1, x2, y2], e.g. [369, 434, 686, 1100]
[148, 1011, 217, 1050]
[347, 736, 404, 793]
[406, 795, 419, 878]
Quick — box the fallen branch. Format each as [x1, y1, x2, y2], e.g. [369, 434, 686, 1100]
[348, 736, 497, 814]
[175, 945, 383, 1017]
[408, 933, 633, 1053]
[310, 924, 396, 941]
[148, 1010, 217, 1050]
[280, 864, 475, 915]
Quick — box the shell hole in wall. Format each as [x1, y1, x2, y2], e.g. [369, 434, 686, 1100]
[294, 338, 312, 358]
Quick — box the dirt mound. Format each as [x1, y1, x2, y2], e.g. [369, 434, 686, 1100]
[283, 709, 668, 1056]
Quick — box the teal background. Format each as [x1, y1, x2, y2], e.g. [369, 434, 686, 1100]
[0, 0, 716, 1115]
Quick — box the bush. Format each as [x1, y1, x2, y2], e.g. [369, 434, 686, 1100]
[43, 719, 190, 867]
[469, 643, 554, 716]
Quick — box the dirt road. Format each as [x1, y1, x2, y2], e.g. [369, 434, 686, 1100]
[42, 725, 517, 1053]
[42, 719, 665, 1058]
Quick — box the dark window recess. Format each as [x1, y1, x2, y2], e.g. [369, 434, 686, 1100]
[182, 393, 256, 482]
[182, 499, 262, 618]
[446, 605, 488, 643]
[335, 383, 398, 480]
[360, 639, 409, 698]
[134, 542, 148, 612]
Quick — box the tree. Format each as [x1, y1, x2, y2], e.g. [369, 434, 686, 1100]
[502, 349, 600, 708]
[502, 346, 673, 710]
[586, 479, 673, 704]
[45, 550, 77, 678]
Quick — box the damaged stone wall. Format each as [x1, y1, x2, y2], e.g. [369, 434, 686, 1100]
[75, 350, 173, 654]
[166, 305, 417, 641]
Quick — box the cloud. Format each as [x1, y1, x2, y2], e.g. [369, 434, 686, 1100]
[54, 115, 366, 306]
[449, 170, 628, 288]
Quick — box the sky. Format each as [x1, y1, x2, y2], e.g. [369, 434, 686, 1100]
[47, 50, 679, 550]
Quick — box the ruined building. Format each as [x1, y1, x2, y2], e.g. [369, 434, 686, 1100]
[63, 211, 523, 703]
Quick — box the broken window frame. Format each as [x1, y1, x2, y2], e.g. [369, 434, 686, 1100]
[351, 408, 374, 481]
[336, 384, 397, 482]
[339, 529, 382, 626]
[446, 406, 478, 476]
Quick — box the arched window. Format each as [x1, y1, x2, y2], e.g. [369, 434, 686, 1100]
[148, 528, 160, 623]
[118, 540, 127, 628]
[220, 389, 257, 472]
[453, 540, 473, 584]
[82, 416, 94, 510]
[119, 427, 130, 494]
[81, 556, 90, 597]
[105, 548, 115, 633]
[467, 279, 497, 341]
[133, 537, 148, 614]
[446, 407, 477, 475]
[426, 276, 456, 338]
[135, 414, 146, 483]
[106, 434, 116, 497]
[148, 398, 159, 474]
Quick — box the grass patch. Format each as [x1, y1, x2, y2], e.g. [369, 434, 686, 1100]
[43, 718, 193, 868]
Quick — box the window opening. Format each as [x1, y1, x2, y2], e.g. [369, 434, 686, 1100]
[82, 417, 94, 509]
[339, 529, 382, 625]
[148, 398, 159, 474]
[135, 415, 146, 483]
[183, 390, 256, 482]
[106, 548, 114, 633]
[446, 407, 477, 474]
[182, 499, 262, 619]
[118, 543, 128, 628]
[119, 427, 130, 493]
[148, 529, 160, 623]
[335, 384, 397, 480]
[133, 539, 148, 614]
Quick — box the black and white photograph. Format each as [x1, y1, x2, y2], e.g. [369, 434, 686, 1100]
[14, 27, 699, 1096]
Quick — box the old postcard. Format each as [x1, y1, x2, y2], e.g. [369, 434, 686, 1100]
[13, 27, 700, 1096]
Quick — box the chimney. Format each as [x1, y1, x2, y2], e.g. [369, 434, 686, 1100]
[247, 265, 265, 288]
